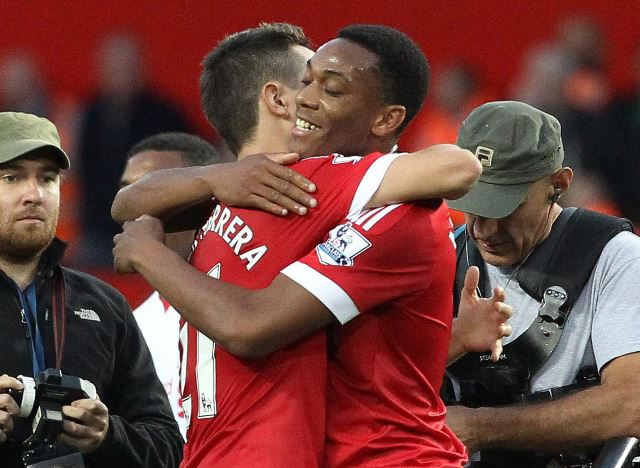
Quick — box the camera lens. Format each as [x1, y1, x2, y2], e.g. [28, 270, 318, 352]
[9, 376, 37, 418]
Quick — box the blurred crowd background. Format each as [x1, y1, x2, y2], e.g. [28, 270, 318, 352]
[2, 0, 639, 304]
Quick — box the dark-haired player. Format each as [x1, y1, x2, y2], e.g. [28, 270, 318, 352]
[114, 24, 504, 467]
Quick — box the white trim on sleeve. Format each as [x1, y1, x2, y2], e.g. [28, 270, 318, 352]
[347, 152, 403, 220]
[281, 262, 360, 325]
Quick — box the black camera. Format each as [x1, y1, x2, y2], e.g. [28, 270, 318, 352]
[8, 368, 96, 446]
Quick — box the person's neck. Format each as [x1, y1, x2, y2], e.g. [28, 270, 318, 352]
[237, 138, 289, 160]
[0, 255, 40, 290]
[359, 138, 396, 157]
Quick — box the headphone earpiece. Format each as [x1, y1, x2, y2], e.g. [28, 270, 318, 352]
[550, 187, 563, 204]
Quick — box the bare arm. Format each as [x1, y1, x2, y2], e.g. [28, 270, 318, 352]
[112, 216, 334, 359]
[111, 153, 318, 229]
[446, 352, 640, 453]
[367, 144, 481, 209]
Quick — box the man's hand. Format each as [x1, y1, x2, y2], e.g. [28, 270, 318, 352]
[0, 374, 22, 443]
[454, 266, 513, 362]
[210, 153, 317, 216]
[59, 398, 109, 454]
[113, 215, 166, 274]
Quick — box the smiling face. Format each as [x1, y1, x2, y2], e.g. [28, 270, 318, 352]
[290, 38, 388, 158]
[0, 149, 61, 262]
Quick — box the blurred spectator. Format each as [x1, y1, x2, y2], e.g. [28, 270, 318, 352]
[560, 171, 623, 218]
[0, 51, 83, 256]
[608, 41, 640, 226]
[560, 66, 621, 175]
[402, 62, 487, 226]
[511, 15, 606, 118]
[407, 62, 484, 148]
[546, 67, 630, 229]
[0, 52, 49, 116]
[512, 15, 630, 223]
[75, 33, 190, 266]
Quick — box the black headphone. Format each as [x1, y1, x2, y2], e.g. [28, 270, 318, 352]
[550, 187, 563, 204]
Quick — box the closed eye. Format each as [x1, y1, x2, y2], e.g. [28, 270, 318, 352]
[325, 88, 343, 97]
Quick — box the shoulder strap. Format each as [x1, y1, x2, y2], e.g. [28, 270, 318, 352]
[453, 226, 491, 316]
[509, 208, 633, 378]
[517, 208, 633, 315]
[448, 209, 633, 401]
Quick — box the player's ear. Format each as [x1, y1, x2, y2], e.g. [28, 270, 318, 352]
[261, 81, 289, 117]
[371, 105, 406, 138]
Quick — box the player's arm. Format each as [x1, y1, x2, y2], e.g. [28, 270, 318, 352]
[446, 352, 640, 454]
[366, 144, 481, 208]
[113, 216, 334, 359]
[111, 153, 318, 230]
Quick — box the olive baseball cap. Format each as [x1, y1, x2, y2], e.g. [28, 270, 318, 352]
[448, 101, 563, 219]
[0, 112, 70, 169]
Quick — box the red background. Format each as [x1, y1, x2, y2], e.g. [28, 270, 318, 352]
[3, 0, 638, 139]
[2, 0, 637, 306]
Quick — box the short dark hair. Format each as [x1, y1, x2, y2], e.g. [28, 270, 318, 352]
[200, 23, 311, 155]
[338, 24, 430, 133]
[127, 132, 222, 166]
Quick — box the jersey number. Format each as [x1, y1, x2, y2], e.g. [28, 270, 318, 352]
[179, 263, 221, 426]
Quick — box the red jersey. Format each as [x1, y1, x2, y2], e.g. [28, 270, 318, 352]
[180, 152, 399, 467]
[282, 200, 468, 467]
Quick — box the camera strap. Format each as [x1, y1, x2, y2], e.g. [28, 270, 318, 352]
[18, 282, 46, 376]
[51, 270, 66, 368]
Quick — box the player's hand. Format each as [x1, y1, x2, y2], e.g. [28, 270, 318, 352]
[0, 375, 22, 444]
[59, 397, 109, 454]
[209, 153, 317, 216]
[455, 266, 513, 361]
[113, 215, 166, 274]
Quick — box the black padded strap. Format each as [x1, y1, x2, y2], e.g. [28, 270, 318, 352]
[517, 208, 633, 311]
[453, 227, 491, 316]
[448, 209, 633, 402]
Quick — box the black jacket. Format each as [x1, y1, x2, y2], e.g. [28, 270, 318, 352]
[0, 239, 183, 467]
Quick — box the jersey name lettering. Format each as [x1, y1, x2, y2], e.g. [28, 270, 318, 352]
[198, 205, 267, 270]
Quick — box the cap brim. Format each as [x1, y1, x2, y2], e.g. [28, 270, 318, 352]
[447, 180, 531, 219]
[0, 140, 70, 170]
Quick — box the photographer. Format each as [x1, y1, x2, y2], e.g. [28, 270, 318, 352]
[0, 112, 182, 467]
[444, 101, 640, 467]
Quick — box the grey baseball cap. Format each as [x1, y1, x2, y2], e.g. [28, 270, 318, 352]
[448, 101, 563, 218]
[0, 112, 70, 169]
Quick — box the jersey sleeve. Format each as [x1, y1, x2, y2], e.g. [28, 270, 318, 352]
[281, 202, 455, 324]
[308, 152, 402, 221]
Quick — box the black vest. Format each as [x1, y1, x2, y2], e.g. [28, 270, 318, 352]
[445, 208, 633, 467]
[446, 208, 633, 407]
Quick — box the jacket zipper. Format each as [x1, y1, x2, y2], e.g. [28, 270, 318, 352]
[15, 295, 34, 368]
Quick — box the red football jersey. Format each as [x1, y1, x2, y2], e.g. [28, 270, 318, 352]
[180, 152, 399, 468]
[281, 201, 468, 467]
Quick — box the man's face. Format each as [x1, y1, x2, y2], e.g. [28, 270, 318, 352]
[290, 38, 386, 157]
[120, 149, 197, 259]
[269, 45, 314, 152]
[280, 45, 315, 125]
[0, 151, 61, 262]
[120, 150, 186, 188]
[464, 177, 554, 267]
